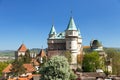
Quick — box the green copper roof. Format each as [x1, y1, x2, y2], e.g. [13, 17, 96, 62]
[66, 17, 77, 30]
[49, 25, 56, 35]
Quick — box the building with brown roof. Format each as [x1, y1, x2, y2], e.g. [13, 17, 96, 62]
[37, 49, 47, 63]
[2, 63, 35, 79]
[15, 44, 27, 59]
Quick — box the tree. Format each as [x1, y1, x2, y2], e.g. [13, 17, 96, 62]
[82, 51, 100, 72]
[77, 53, 83, 65]
[105, 48, 120, 75]
[64, 51, 72, 64]
[0, 61, 10, 76]
[39, 56, 77, 80]
[10, 59, 26, 77]
[23, 49, 31, 63]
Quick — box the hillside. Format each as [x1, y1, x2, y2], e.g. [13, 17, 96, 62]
[0, 50, 15, 57]
[0, 48, 41, 57]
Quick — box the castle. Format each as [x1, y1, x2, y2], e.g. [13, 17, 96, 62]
[47, 17, 83, 65]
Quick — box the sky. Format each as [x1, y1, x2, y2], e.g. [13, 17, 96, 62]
[0, 0, 120, 50]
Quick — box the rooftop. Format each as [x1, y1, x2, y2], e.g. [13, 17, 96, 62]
[18, 44, 27, 52]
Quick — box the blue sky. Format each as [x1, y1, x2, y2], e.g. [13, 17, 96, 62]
[0, 0, 120, 50]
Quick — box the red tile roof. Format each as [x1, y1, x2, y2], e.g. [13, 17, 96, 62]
[23, 64, 35, 72]
[2, 64, 12, 73]
[37, 49, 46, 57]
[18, 44, 27, 52]
[83, 46, 90, 49]
[2, 64, 35, 73]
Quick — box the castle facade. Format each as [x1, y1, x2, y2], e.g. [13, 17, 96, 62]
[47, 17, 82, 65]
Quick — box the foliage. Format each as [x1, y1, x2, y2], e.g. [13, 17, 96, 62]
[10, 49, 32, 76]
[39, 56, 47, 66]
[76, 67, 82, 72]
[83, 48, 92, 53]
[77, 54, 83, 65]
[105, 48, 120, 75]
[21, 49, 32, 63]
[64, 51, 72, 64]
[39, 56, 77, 80]
[10, 59, 26, 77]
[0, 61, 10, 76]
[82, 51, 100, 72]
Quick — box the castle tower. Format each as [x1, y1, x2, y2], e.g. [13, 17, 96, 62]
[65, 17, 82, 65]
[49, 25, 56, 38]
[47, 17, 82, 68]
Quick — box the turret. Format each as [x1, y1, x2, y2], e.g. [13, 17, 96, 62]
[49, 25, 56, 38]
[65, 17, 78, 52]
[65, 17, 82, 65]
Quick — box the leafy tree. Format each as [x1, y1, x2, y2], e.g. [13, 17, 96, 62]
[21, 49, 31, 63]
[0, 61, 10, 76]
[105, 48, 117, 59]
[10, 59, 26, 77]
[105, 48, 120, 75]
[77, 54, 83, 65]
[39, 56, 77, 80]
[82, 51, 100, 72]
[64, 51, 72, 64]
[105, 48, 119, 75]
[40, 56, 47, 66]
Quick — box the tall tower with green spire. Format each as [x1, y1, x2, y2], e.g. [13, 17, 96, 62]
[65, 17, 82, 66]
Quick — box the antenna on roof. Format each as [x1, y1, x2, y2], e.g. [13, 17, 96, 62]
[52, 17, 54, 26]
[70, 10, 73, 17]
[41, 45, 43, 49]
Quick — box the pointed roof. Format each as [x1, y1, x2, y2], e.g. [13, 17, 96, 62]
[18, 44, 27, 52]
[2, 64, 12, 73]
[66, 17, 77, 30]
[37, 49, 46, 57]
[49, 25, 56, 35]
[2, 64, 35, 73]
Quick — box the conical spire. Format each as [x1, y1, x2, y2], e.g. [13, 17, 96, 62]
[37, 49, 46, 58]
[66, 17, 77, 30]
[49, 25, 56, 35]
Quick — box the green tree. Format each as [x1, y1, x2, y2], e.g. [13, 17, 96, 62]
[10, 59, 26, 77]
[77, 54, 83, 65]
[105, 48, 120, 75]
[0, 61, 10, 76]
[22, 49, 31, 63]
[64, 51, 72, 64]
[39, 56, 77, 80]
[82, 51, 100, 72]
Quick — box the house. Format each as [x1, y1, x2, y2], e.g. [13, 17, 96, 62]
[2, 63, 35, 80]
